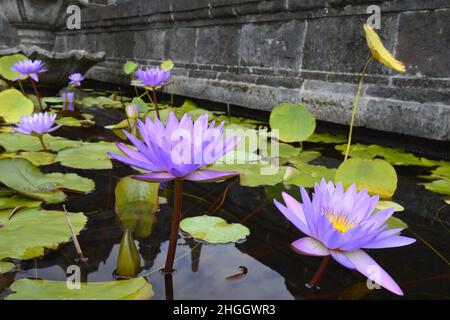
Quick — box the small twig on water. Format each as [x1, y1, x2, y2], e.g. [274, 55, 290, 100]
[63, 205, 86, 261]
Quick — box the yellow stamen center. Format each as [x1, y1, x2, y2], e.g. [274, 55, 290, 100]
[324, 211, 355, 233]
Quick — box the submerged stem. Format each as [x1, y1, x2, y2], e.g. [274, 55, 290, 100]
[151, 87, 160, 120]
[164, 179, 183, 273]
[307, 255, 331, 288]
[38, 135, 48, 151]
[30, 78, 44, 112]
[343, 57, 374, 161]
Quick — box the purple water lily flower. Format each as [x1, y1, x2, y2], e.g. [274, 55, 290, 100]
[132, 67, 171, 88]
[108, 112, 241, 182]
[274, 179, 415, 295]
[11, 59, 47, 82]
[62, 92, 75, 111]
[13, 112, 61, 135]
[69, 73, 84, 87]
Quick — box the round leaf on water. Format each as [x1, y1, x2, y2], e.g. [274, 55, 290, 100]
[307, 132, 347, 144]
[335, 158, 397, 198]
[284, 163, 336, 188]
[385, 216, 408, 230]
[269, 103, 316, 142]
[0, 133, 82, 152]
[0, 151, 55, 166]
[420, 179, 450, 196]
[56, 117, 95, 128]
[376, 201, 404, 212]
[0, 208, 87, 260]
[0, 261, 15, 274]
[208, 162, 286, 187]
[56, 142, 123, 170]
[6, 277, 153, 300]
[0, 195, 42, 210]
[0, 89, 34, 123]
[0, 159, 95, 203]
[132, 97, 147, 113]
[180, 216, 250, 244]
[123, 61, 139, 75]
[0, 54, 28, 81]
[161, 59, 174, 72]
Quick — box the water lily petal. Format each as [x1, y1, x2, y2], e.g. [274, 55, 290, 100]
[184, 170, 239, 182]
[344, 249, 404, 295]
[330, 250, 355, 269]
[274, 199, 312, 237]
[291, 237, 330, 256]
[363, 236, 416, 249]
[133, 172, 176, 183]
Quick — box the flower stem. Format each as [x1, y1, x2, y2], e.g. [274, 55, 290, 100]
[30, 78, 44, 112]
[151, 87, 161, 120]
[18, 80, 25, 95]
[308, 255, 331, 288]
[38, 135, 48, 151]
[164, 273, 174, 300]
[343, 57, 374, 161]
[164, 179, 183, 273]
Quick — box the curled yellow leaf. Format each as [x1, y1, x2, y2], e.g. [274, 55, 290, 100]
[363, 24, 406, 73]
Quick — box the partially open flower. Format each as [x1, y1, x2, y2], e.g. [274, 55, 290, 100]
[125, 103, 139, 119]
[69, 73, 84, 87]
[108, 112, 241, 182]
[132, 67, 171, 88]
[274, 179, 415, 295]
[13, 112, 61, 135]
[11, 59, 47, 82]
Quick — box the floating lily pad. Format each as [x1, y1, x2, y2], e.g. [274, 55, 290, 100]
[56, 117, 95, 127]
[269, 103, 316, 142]
[420, 179, 450, 196]
[6, 277, 153, 300]
[81, 96, 122, 108]
[0, 54, 28, 81]
[0, 208, 87, 260]
[0, 261, 15, 274]
[385, 216, 408, 230]
[124, 61, 139, 75]
[0, 195, 42, 210]
[287, 151, 322, 166]
[0, 159, 95, 203]
[0, 89, 34, 123]
[115, 176, 159, 238]
[260, 142, 300, 161]
[284, 163, 336, 188]
[335, 158, 398, 198]
[307, 132, 347, 144]
[335, 143, 425, 166]
[42, 97, 63, 104]
[0, 151, 56, 166]
[208, 162, 286, 187]
[56, 142, 123, 170]
[180, 216, 250, 244]
[376, 201, 404, 212]
[0, 133, 82, 152]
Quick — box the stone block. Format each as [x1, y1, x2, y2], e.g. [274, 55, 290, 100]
[164, 28, 197, 63]
[196, 26, 240, 65]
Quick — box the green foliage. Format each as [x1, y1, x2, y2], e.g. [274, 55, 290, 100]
[0, 54, 28, 81]
[0, 89, 34, 123]
[269, 103, 316, 142]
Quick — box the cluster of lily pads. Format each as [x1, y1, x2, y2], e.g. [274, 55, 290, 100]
[0, 24, 447, 300]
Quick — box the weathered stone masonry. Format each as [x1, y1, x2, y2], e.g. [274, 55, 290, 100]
[3, 0, 450, 141]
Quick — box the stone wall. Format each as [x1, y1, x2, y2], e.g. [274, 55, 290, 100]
[9, 0, 450, 140]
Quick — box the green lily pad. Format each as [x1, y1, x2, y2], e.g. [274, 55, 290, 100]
[81, 96, 122, 108]
[307, 132, 347, 144]
[335, 143, 425, 166]
[385, 216, 408, 230]
[287, 151, 322, 166]
[56, 141, 123, 170]
[161, 59, 174, 72]
[0, 261, 15, 274]
[56, 117, 95, 127]
[0, 89, 34, 123]
[335, 158, 398, 198]
[115, 176, 159, 238]
[420, 179, 450, 196]
[208, 162, 286, 187]
[0, 208, 87, 260]
[376, 201, 404, 212]
[124, 61, 139, 75]
[0, 151, 56, 166]
[0, 133, 82, 152]
[42, 97, 63, 104]
[6, 277, 153, 300]
[269, 103, 316, 142]
[0, 54, 28, 81]
[0, 159, 95, 203]
[132, 97, 147, 113]
[180, 215, 250, 244]
[284, 163, 336, 188]
[0, 195, 42, 210]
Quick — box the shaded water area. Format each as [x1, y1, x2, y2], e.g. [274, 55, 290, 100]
[0, 88, 449, 300]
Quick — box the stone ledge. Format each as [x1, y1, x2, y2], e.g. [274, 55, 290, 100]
[86, 62, 450, 141]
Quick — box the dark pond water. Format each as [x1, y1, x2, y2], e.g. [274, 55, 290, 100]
[0, 94, 449, 300]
